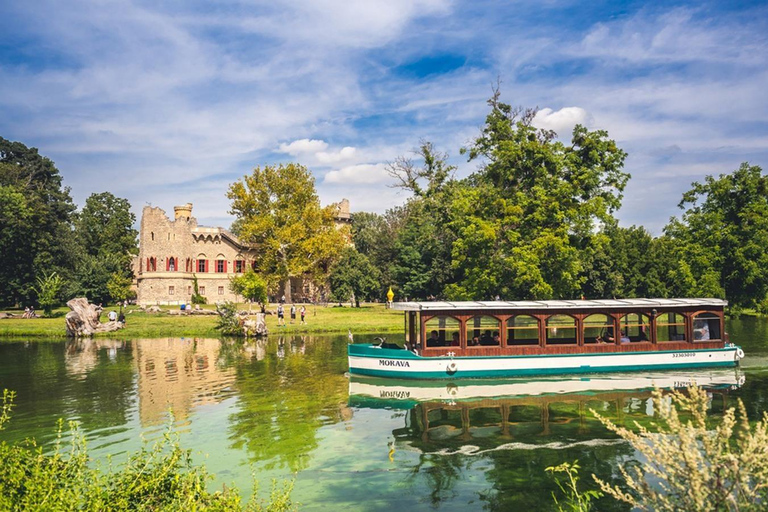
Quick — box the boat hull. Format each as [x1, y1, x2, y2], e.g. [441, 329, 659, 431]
[347, 344, 743, 380]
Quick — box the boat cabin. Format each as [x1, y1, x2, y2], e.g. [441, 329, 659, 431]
[393, 298, 727, 357]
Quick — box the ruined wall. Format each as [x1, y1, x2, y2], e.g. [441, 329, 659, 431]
[135, 200, 350, 305]
[135, 204, 257, 305]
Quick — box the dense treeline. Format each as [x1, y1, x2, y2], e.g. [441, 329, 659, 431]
[3, 91, 768, 313]
[341, 94, 768, 312]
[0, 137, 137, 310]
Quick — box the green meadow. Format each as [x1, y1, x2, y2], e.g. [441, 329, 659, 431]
[0, 303, 403, 339]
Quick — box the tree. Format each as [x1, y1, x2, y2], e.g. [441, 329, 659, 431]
[0, 138, 77, 307]
[447, 91, 629, 300]
[328, 248, 381, 305]
[106, 272, 133, 305]
[665, 163, 768, 309]
[34, 272, 63, 316]
[229, 269, 268, 307]
[76, 192, 138, 265]
[227, 163, 349, 303]
[386, 142, 458, 299]
[72, 192, 138, 303]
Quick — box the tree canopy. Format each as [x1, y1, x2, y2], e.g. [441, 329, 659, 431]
[0, 137, 77, 307]
[227, 163, 349, 302]
[328, 247, 381, 305]
[665, 163, 768, 310]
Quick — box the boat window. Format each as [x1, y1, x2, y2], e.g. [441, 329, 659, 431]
[507, 315, 539, 346]
[693, 312, 721, 341]
[466, 316, 501, 347]
[583, 314, 614, 344]
[424, 316, 460, 348]
[620, 313, 651, 342]
[655, 312, 687, 342]
[546, 315, 577, 345]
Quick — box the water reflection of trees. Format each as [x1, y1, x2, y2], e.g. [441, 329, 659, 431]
[228, 334, 350, 472]
[0, 340, 135, 445]
[391, 389, 736, 511]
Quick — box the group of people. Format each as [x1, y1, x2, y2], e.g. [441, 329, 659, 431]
[22, 306, 37, 318]
[595, 328, 647, 344]
[276, 303, 306, 327]
[425, 330, 502, 347]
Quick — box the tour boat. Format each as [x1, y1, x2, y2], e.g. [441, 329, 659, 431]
[347, 299, 745, 380]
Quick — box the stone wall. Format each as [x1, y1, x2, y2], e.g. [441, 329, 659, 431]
[135, 201, 348, 305]
[135, 204, 258, 305]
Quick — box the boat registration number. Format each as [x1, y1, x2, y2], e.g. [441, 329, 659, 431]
[672, 352, 696, 358]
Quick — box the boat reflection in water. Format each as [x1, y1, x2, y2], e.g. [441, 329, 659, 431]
[349, 369, 745, 446]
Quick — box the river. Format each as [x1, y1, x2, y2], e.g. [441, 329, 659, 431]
[1, 318, 767, 511]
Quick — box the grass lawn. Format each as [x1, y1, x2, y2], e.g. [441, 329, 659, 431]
[0, 302, 403, 339]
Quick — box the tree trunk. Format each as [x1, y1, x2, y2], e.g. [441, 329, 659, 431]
[65, 297, 124, 337]
[283, 279, 292, 304]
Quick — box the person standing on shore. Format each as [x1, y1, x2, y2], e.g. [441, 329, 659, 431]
[300, 305, 306, 325]
[290, 304, 296, 324]
[277, 303, 285, 326]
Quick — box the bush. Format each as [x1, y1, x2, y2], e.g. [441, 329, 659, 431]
[0, 389, 295, 511]
[191, 274, 207, 305]
[216, 301, 243, 336]
[592, 384, 768, 511]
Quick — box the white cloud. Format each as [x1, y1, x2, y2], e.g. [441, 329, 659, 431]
[316, 146, 357, 163]
[278, 139, 330, 155]
[533, 107, 591, 136]
[324, 163, 389, 184]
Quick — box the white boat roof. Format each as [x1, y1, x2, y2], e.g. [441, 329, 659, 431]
[391, 298, 728, 311]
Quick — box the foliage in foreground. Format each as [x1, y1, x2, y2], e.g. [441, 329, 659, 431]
[591, 385, 768, 511]
[0, 390, 295, 511]
[216, 301, 243, 336]
[545, 460, 602, 512]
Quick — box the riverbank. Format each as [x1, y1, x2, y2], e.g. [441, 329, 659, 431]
[0, 303, 403, 339]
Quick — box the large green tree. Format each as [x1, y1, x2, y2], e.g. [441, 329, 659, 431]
[227, 163, 348, 303]
[665, 163, 768, 309]
[76, 192, 138, 265]
[73, 192, 138, 304]
[446, 92, 629, 300]
[0, 138, 77, 307]
[328, 247, 381, 305]
[387, 142, 458, 299]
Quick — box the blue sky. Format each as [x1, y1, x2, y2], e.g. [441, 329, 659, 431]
[1, 0, 767, 234]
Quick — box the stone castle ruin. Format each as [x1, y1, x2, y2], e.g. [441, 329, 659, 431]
[133, 200, 350, 305]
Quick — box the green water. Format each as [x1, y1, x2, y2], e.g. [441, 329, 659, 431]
[0, 321, 767, 511]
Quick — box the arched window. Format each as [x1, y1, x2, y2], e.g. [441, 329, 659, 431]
[466, 315, 501, 347]
[693, 312, 721, 341]
[620, 313, 650, 342]
[507, 315, 539, 346]
[655, 312, 687, 342]
[168, 257, 176, 272]
[583, 314, 613, 344]
[148, 257, 156, 272]
[424, 316, 461, 348]
[546, 315, 577, 345]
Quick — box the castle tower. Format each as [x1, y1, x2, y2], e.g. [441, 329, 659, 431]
[174, 203, 193, 222]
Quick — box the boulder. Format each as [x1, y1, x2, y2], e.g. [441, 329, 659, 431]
[65, 298, 124, 337]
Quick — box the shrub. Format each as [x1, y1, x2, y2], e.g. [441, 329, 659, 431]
[191, 274, 207, 305]
[545, 460, 602, 512]
[216, 301, 243, 336]
[0, 389, 295, 511]
[592, 384, 768, 511]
